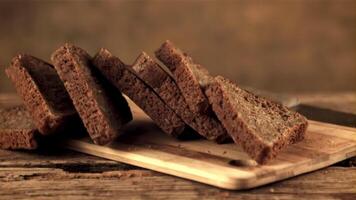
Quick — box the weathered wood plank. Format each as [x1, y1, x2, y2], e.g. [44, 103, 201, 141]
[0, 167, 355, 199]
[0, 149, 139, 172]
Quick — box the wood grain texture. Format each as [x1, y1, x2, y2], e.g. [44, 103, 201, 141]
[0, 148, 138, 172]
[0, 167, 355, 199]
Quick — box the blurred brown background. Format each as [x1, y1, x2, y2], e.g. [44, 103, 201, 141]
[0, 0, 355, 93]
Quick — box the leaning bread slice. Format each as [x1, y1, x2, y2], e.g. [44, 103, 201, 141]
[205, 76, 308, 164]
[0, 106, 38, 150]
[131, 52, 229, 142]
[5, 54, 77, 135]
[155, 40, 210, 114]
[51, 44, 132, 145]
[92, 48, 187, 137]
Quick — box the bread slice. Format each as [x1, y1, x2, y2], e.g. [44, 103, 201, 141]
[205, 76, 308, 164]
[131, 52, 194, 122]
[51, 43, 132, 145]
[155, 40, 210, 114]
[5, 54, 77, 135]
[131, 52, 230, 142]
[92, 48, 187, 137]
[0, 106, 38, 149]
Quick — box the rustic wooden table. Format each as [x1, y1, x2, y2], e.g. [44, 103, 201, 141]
[0, 93, 355, 199]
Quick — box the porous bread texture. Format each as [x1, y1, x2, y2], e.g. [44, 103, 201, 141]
[205, 76, 308, 164]
[131, 52, 194, 122]
[155, 40, 210, 114]
[5, 54, 76, 135]
[131, 52, 230, 142]
[51, 43, 132, 145]
[0, 106, 38, 149]
[92, 48, 186, 137]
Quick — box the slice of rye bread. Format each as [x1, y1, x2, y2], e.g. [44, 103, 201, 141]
[5, 54, 78, 135]
[92, 48, 187, 137]
[155, 40, 211, 114]
[131, 52, 194, 122]
[51, 43, 133, 145]
[131, 52, 230, 142]
[205, 76, 308, 164]
[0, 106, 38, 149]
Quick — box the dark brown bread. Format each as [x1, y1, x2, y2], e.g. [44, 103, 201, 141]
[5, 54, 77, 135]
[131, 52, 230, 142]
[131, 52, 194, 122]
[0, 106, 38, 149]
[92, 48, 186, 137]
[205, 76, 308, 164]
[155, 40, 210, 114]
[51, 43, 132, 145]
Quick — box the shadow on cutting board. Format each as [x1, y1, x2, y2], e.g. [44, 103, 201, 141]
[292, 104, 356, 128]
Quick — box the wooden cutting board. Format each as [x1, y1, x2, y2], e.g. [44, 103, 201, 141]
[64, 100, 356, 190]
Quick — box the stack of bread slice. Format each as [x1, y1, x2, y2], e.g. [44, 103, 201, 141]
[0, 41, 308, 164]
